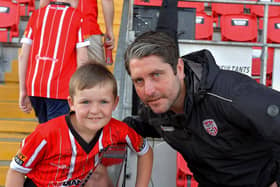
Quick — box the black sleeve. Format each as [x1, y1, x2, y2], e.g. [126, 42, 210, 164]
[123, 116, 161, 138]
[232, 78, 280, 143]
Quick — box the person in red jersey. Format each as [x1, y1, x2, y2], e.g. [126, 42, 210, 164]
[40, 0, 114, 64]
[6, 63, 153, 187]
[18, 0, 89, 124]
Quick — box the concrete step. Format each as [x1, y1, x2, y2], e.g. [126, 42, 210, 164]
[0, 83, 19, 101]
[4, 59, 19, 83]
[0, 120, 37, 134]
[0, 166, 9, 187]
[0, 102, 36, 119]
[0, 142, 19, 161]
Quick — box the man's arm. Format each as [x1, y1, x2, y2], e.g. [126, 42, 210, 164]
[136, 146, 153, 187]
[18, 44, 32, 113]
[5, 168, 25, 187]
[101, 0, 114, 50]
[123, 116, 161, 138]
[77, 46, 88, 67]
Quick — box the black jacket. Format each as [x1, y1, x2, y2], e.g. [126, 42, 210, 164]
[124, 49, 280, 187]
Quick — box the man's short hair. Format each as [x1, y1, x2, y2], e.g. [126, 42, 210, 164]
[69, 63, 118, 98]
[124, 31, 179, 75]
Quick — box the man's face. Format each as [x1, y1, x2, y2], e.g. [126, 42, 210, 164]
[129, 55, 185, 114]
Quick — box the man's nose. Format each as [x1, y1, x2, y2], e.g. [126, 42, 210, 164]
[144, 80, 155, 96]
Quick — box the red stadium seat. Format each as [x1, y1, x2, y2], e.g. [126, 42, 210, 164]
[178, 1, 205, 13]
[0, 0, 20, 42]
[18, 0, 35, 16]
[176, 153, 199, 187]
[267, 16, 280, 43]
[247, 0, 280, 18]
[220, 14, 258, 42]
[211, 3, 244, 17]
[251, 47, 274, 86]
[195, 12, 213, 40]
[134, 0, 205, 12]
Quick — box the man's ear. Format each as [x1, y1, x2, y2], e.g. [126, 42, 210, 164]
[177, 58, 185, 79]
[67, 96, 75, 111]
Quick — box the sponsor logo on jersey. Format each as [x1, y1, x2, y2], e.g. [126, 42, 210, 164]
[202, 119, 218, 136]
[62, 179, 82, 186]
[14, 151, 27, 166]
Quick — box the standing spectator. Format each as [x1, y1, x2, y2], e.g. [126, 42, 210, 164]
[40, 0, 115, 64]
[19, 0, 89, 123]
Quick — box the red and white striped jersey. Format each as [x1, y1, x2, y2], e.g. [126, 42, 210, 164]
[77, 0, 102, 37]
[21, 4, 89, 99]
[10, 115, 149, 186]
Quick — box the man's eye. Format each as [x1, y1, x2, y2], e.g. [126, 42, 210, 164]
[153, 72, 160, 77]
[134, 79, 143, 84]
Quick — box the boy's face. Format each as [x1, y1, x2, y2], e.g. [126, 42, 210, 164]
[68, 83, 119, 132]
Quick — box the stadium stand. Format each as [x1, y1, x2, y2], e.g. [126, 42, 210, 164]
[195, 12, 214, 40]
[176, 153, 198, 187]
[220, 14, 258, 42]
[0, 0, 20, 42]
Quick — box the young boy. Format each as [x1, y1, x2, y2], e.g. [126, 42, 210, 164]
[6, 63, 153, 187]
[18, 0, 89, 124]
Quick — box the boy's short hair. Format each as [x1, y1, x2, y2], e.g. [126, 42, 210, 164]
[69, 63, 118, 98]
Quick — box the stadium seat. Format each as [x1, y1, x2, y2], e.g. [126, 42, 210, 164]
[195, 12, 214, 40]
[247, 0, 280, 18]
[134, 0, 205, 12]
[251, 47, 274, 86]
[211, 3, 244, 17]
[176, 153, 199, 187]
[134, 0, 162, 6]
[0, 0, 20, 42]
[18, 0, 35, 16]
[220, 14, 258, 42]
[267, 16, 280, 43]
[178, 1, 205, 13]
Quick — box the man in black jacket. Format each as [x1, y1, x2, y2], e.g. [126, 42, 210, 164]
[123, 0, 280, 186]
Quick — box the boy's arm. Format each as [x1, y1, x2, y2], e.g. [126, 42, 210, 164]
[18, 44, 32, 113]
[5, 168, 25, 187]
[101, 0, 114, 50]
[77, 46, 88, 67]
[136, 146, 153, 187]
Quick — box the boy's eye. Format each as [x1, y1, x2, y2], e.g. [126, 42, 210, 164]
[101, 100, 108, 104]
[82, 100, 89, 104]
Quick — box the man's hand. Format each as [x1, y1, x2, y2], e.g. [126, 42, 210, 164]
[270, 182, 278, 187]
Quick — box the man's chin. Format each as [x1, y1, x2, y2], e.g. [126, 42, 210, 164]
[149, 105, 168, 114]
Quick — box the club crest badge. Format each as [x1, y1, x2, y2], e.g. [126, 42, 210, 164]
[202, 119, 218, 136]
